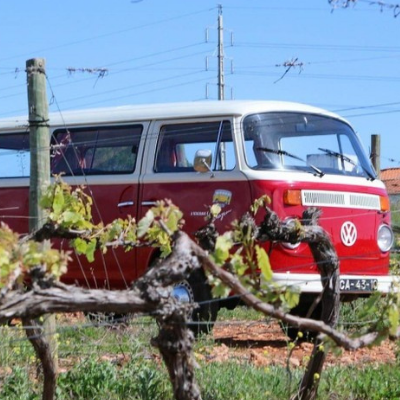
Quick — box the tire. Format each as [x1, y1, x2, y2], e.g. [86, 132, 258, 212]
[282, 295, 322, 341]
[173, 270, 218, 336]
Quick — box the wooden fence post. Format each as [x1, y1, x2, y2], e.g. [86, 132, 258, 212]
[26, 57, 58, 399]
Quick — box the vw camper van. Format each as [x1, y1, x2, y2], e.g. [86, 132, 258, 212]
[0, 100, 394, 329]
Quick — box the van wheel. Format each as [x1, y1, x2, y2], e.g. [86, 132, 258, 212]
[173, 270, 218, 336]
[281, 296, 322, 341]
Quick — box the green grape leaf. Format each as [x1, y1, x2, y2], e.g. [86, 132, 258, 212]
[165, 209, 183, 233]
[210, 204, 221, 218]
[388, 304, 399, 336]
[52, 185, 65, 216]
[72, 238, 87, 255]
[208, 275, 231, 298]
[256, 245, 272, 281]
[86, 239, 97, 263]
[62, 211, 82, 225]
[213, 233, 233, 264]
[283, 289, 300, 309]
[250, 195, 271, 215]
[0, 248, 10, 267]
[108, 220, 123, 240]
[137, 210, 154, 238]
[231, 253, 247, 276]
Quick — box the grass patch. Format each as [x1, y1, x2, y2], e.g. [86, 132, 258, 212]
[1, 306, 400, 399]
[217, 305, 267, 322]
[3, 353, 400, 400]
[198, 362, 300, 400]
[319, 364, 400, 400]
[57, 357, 171, 400]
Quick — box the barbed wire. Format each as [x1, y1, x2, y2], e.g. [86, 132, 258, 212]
[329, 0, 400, 17]
[274, 57, 305, 83]
[382, 155, 400, 165]
[0, 295, 383, 350]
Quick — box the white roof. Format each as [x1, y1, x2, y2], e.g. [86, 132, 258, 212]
[0, 100, 348, 130]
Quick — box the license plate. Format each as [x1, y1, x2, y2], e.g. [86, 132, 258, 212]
[340, 278, 378, 292]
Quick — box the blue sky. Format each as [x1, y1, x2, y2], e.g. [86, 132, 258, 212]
[1, 0, 400, 169]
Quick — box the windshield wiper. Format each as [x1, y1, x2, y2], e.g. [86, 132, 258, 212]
[318, 148, 375, 181]
[256, 147, 324, 178]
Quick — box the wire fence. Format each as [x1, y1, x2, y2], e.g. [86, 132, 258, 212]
[0, 289, 386, 351]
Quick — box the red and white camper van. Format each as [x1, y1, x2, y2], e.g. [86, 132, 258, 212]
[0, 100, 394, 328]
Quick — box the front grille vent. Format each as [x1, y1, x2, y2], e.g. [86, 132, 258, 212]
[302, 190, 380, 210]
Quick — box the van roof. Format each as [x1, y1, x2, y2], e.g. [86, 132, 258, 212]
[0, 100, 347, 130]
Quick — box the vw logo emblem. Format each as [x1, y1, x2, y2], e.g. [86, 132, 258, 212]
[341, 221, 357, 247]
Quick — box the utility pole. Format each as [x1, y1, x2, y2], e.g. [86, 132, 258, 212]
[371, 134, 381, 177]
[26, 58, 58, 370]
[217, 4, 225, 100]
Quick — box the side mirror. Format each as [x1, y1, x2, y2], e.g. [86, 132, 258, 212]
[194, 149, 212, 173]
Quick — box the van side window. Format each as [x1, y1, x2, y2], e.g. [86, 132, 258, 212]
[51, 125, 143, 175]
[0, 132, 30, 178]
[154, 121, 234, 173]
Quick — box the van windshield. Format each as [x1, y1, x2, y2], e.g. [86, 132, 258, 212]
[242, 112, 376, 179]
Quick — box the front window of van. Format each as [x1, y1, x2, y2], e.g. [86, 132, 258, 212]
[243, 112, 375, 179]
[154, 121, 235, 173]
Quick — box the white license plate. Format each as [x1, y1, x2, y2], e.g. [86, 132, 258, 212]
[340, 278, 378, 292]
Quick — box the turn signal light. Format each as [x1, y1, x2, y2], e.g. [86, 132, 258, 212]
[380, 196, 390, 212]
[284, 189, 302, 206]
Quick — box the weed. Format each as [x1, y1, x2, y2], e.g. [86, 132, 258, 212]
[1, 366, 38, 400]
[319, 364, 400, 400]
[198, 362, 301, 400]
[58, 357, 117, 398]
[217, 305, 265, 322]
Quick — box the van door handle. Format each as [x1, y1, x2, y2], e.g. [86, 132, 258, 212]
[118, 201, 134, 208]
[141, 201, 157, 207]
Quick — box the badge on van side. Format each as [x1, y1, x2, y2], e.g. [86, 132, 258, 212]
[213, 189, 232, 208]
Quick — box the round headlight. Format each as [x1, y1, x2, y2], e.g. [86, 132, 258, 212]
[281, 218, 301, 250]
[377, 224, 394, 252]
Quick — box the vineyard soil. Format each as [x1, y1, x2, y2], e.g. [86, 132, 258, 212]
[209, 321, 397, 368]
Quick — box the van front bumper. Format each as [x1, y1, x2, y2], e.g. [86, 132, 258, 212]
[272, 272, 398, 295]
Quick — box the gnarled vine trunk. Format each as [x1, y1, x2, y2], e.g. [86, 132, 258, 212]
[22, 318, 57, 400]
[292, 208, 340, 400]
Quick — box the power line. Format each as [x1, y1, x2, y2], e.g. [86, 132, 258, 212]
[335, 100, 400, 112]
[0, 8, 216, 64]
[238, 53, 400, 70]
[233, 70, 400, 83]
[233, 41, 400, 53]
[343, 108, 400, 118]
[54, 70, 207, 106]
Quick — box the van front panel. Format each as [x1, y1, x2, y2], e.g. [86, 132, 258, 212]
[250, 179, 390, 277]
[240, 110, 392, 292]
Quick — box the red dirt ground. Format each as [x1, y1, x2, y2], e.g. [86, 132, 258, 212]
[209, 320, 397, 368]
[16, 313, 394, 371]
